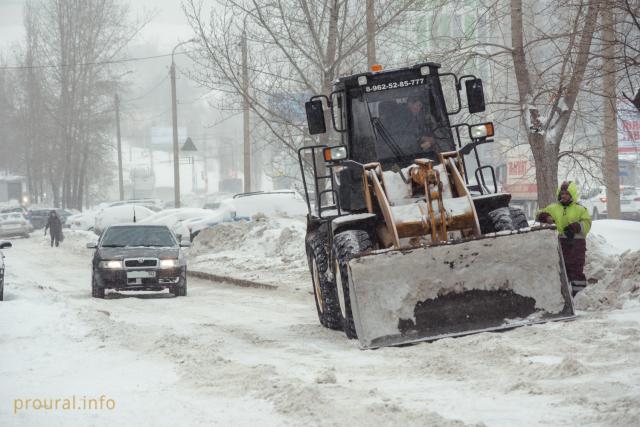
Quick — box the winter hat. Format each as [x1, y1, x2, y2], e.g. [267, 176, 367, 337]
[558, 181, 573, 203]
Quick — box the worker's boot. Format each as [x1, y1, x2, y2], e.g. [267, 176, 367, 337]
[571, 280, 587, 297]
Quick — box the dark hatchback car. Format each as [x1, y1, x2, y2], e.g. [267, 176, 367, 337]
[27, 208, 73, 229]
[87, 224, 190, 299]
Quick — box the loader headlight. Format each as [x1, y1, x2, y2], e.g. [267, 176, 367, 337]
[323, 146, 347, 162]
[469, 123, 494, 139]
[159, 259, 178, 269]
[357, 76, 368, 86]
[99, 260, 123, 269]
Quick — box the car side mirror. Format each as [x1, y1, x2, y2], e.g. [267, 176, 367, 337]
[0, 241, 12, 249]
[466, 79, 486, 114]
[305, 100, 326, 135]
[180, 240, 192, 248]
[86, 242, 97, 249]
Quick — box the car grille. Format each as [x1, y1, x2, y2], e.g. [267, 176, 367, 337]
[124, 258, 158, 268]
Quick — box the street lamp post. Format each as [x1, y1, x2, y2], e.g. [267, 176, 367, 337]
[170, 39, 195, 208]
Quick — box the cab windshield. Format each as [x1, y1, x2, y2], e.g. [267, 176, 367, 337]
[101, 226, 176, 247]
[348, 77, 455, 168]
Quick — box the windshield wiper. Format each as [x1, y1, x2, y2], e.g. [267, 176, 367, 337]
[101, 244, 125, 247]
[361, 94, 408, 165]
[371, 117, 407, 162]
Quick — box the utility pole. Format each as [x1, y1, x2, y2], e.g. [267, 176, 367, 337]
[241, 29, 251, 192]
[602, 3, 620, 219]
[170, 39, 194, 208]
[366, 0, 376, 68]
[170, 56, 181, 208]
[115, 93, 124, 200]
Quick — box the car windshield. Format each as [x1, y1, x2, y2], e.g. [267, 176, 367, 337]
[0, 213, 23, 221]
[100, 226, 176, 247]
[349, 76, 455, 168]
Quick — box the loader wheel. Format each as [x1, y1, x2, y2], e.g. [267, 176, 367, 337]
[508, 207, 529, 229]
[306, 233, 342, 330]
[488, 206, 528, 232]
[333, 229, 374, 339]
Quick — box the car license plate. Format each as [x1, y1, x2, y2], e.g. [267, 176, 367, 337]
[127, 270, 156, 279]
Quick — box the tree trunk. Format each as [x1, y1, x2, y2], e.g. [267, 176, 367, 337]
[366, 0, 376, 68]
[602, 2, 620, 218]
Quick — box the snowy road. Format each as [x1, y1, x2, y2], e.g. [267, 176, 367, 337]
[1, 237, 639, 426]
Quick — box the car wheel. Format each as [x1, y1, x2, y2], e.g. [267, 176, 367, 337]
[23, 233, 30, 239]
[91, 275, 105, 299]
[172, 278, 187, 297]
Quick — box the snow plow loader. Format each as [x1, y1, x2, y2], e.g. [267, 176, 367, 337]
[298, 62, 575, 349]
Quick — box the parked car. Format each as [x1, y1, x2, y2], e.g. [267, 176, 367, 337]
[581, 186, 640, 220]
[98, 199, 164, 212]
[0, 213, 33, 238]
[26, 208, 73, 229]
[93, 204, 155, 235]
[0, 206, 27, 215]
[182, 210, 234, 241]
[202, 192, 233, 210]
[220, 190, 308, 220]
[86, 224, 190, 298]
[0, 240, 12, 301]
[66, 210, 98, 231]
[139, 208, 210, 241]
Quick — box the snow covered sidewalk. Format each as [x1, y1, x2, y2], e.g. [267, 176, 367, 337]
[1, 220, 639, 426]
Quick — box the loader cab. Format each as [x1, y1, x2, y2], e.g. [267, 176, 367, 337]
[336, 67, 457, 169]
[301, 62, 493, 218]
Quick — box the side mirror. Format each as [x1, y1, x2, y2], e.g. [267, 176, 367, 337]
[180, 240, 192, 248]
[0, 241, 12, 249]
[465, 79, 486, 114]
[86, 242, 97, 249]
[305, 100, 326, 135]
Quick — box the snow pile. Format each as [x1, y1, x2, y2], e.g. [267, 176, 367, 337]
[576, 249, 640, 310]
[37, 229, 96, 255]
[577, 220, 640, 310]
[188, 214, 308, 289]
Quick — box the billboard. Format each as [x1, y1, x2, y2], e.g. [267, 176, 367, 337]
[501, 145, 538, 200]
[618, 99, 640, 154]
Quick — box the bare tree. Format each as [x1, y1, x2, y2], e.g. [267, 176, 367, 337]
[395, 0, 605, 207]
[11, 0, 148, 208]
[183, 0, 420, 178]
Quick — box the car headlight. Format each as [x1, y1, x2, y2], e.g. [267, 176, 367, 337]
[159, 259, 178, 269]
[99, 260, 124, 269]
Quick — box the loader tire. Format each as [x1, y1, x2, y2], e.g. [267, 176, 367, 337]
[488, 206, 529, 232]
[306, 233, 342, 330]
[508, 207, 529, 229]
[333, 229, 374, 340]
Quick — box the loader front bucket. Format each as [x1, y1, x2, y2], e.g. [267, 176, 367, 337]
[347, 228, 575, 349]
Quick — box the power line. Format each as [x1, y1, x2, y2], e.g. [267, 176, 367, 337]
[0, 50, 194, 70]
[119, 75, 169, 105]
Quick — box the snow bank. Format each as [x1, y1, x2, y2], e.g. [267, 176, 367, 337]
[577, 249, 640, 310]
[577, 220, 640, 310]
[589, 220, 640, 255]
[188, 214, 308, 289]
[37, 229, 96, 255]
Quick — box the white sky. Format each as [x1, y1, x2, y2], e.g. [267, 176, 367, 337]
[0, 0, 195, 55]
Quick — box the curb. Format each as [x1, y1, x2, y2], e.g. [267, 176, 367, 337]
[188, 270, 278, 291]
